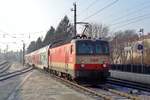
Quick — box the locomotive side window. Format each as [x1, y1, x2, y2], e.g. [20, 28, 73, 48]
[70, 45, 73, 54]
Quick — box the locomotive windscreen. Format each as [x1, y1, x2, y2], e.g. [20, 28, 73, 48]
[76, 40, 109, 55]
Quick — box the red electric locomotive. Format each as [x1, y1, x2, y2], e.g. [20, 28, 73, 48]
[25, 35, 110, 82]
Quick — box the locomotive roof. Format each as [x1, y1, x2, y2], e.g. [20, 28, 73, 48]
[51, 38, 108, 48]
[26, 45, 50, 56]
[71, 38, 108, 42]
[26, 38, 108, 56]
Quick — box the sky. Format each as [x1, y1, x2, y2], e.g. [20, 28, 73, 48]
[0, 0, 150, 51]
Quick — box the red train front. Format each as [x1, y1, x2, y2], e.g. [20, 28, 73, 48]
[48, 37, 110, 82]
[75, 39, 110, 81]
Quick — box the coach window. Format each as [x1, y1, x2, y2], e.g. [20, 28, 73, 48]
[70, 45, 73, 54]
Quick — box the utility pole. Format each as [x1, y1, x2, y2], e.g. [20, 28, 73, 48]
[139, 28, 144, 73]
[23, 42, 25, 66]
[71, 3, 91, 36]
[71, 2, 77, 36]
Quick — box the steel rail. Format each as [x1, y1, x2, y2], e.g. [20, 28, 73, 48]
[0, 66, 33, 81]
[107, 77, 150, 92]
[39, 69, 139, 100]
[0, 61, 9, 70]
[0, 64, 11, 74]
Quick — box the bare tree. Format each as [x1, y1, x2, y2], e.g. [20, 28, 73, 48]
[84, 23, 109, 39]
[110, 29, 139, 64]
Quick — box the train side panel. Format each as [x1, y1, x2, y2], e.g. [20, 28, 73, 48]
[25, 46, 49, 69]
[36, 47, 48, 69]
[49, 43, 76, 78]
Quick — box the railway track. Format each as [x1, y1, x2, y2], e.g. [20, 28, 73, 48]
[107, 77, 150, 92]
[0, 61, 9, 70]
[0, 60, 8, 66]
[89, 85, 139, 100]
[39, 69, 139, 100]
[0, 66, 33, 81]
[0, 62, 11, 74]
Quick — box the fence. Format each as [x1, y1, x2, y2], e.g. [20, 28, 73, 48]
[111, 64, 150, 74]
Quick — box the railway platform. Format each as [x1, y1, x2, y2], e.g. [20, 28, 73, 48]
[110, 70, 150, 85]
[7, 70, 94, 100]
[0, 61, 150, 100]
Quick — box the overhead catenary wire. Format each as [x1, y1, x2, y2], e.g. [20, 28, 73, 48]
[112, 15, 150, 31]
[0, 29, 46, 39]
[75, 0, 79, 2]
[81, 0, 119, 21]
[104, 1, 150, 33]
[109, 2, 150, 24]
[110, 13, 150, 26]
[79, 0, 99, 15]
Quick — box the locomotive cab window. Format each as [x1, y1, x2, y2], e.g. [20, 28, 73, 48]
[76, 40, 109, 55]
[76, 40, 94, 54]
[95, 42, 109, 54]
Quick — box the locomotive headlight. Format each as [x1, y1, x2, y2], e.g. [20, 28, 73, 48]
[103, 61, 109, 68]
[103, 64, 107, 67]
[81, 64, 85, 68]
[80, 60, 85, 68]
